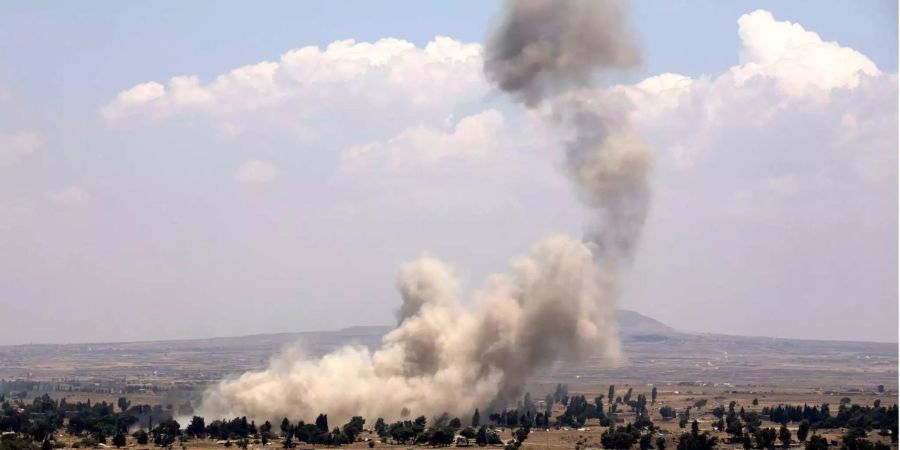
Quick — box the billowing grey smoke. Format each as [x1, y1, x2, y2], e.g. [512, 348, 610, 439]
[198, 237, 618, 424]
[197, 0, 650, 426]
[485, 0, 652, 262]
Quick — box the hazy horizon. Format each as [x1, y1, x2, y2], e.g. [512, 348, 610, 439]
[5, 308, 898, 348]
[1, 1, 897, 345]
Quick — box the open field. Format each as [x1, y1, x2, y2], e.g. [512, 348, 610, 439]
[3, 312, 894, 403]
[2, 312, 896, 449]
[43, 383, 898, 450]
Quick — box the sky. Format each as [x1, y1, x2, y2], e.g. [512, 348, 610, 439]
[0, 1, 896, 344]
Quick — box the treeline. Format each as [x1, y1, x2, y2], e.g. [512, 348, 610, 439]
[0, 394, 178, 450]
[705, 400, 897, 450]
[761, 402, 898, 433]
[3, 390, 898, 450]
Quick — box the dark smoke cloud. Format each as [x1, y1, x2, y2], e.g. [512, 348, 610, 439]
[484, 0, 641, 106]
[196, 0, 650, 425]
[485, 0, 652, 263]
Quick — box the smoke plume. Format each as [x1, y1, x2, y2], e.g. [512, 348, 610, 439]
[197, 0, 650, 426]
[199, 237, 618, 424]
[484, 0, 652, 262]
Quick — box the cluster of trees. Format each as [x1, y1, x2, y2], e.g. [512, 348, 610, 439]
[762, 402, 898, 435]
[557, 394, 608, 428]
[1, 395, 147, 449]
[0, 394, 187, 450]
[3, 390, 897, 450]
[598, 419, 717, 450]
[704, 400, 897, 450]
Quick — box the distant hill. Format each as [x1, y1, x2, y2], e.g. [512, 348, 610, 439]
[0, 310, 672, 352]
[614, 309, 674, 338]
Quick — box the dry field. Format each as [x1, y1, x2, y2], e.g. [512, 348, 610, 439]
[47, 384, 897, 450]
[5, 317, 896, 450]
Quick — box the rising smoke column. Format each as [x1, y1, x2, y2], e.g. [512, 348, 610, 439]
[484, 0, 652, 262]
[197, 0, 650, 426]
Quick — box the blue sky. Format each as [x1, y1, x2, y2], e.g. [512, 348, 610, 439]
[0, 0, 895, 111]
[0, 1, 896, 344]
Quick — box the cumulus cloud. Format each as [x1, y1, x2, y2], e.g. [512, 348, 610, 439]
[101, 37, 486, 133]
[613, 8, 895, 179]
[733, 10, 880, 98]
[234, 160, 279, 185]
[82, 7, 896, 344]
[342, 109, 507, 171]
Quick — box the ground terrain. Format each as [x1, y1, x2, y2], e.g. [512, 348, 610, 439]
[2, 311, 896, 449]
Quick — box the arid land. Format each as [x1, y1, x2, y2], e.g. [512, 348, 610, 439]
[2, 311, 896, 449]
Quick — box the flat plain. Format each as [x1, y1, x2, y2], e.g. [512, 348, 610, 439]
[2, 311, 896, 449]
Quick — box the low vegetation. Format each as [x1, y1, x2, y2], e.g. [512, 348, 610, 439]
[1, 385, 896, 450]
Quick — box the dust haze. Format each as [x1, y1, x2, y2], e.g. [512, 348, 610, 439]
[197, 0, 652, 424]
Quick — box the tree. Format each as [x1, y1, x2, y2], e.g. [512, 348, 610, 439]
[113, 432, 127, 448]
[154, 418, 181, 449]
[282, 434, 294, 449]
[137, 430, 149, 445]
[608, 386, 616, 408]
[797, 421, 810, 442]
[505, 410, 518, 427]
[640, 433, 653, 450]
[374, 418, 386, 437]
[778, 425, 791, 448]
[342, 417, 365, 442]
[752, 398, 759, 406]
[691, 420, 699, 436]
[656, 437, 667, 450]
[677, 432, 717, 450]
[754, 428, 777, 449]
[805, 435, 828, 450]
[601, 426, 639, 449]
[652, 387, 658, 405]
[186, 416, 206, 438]
[476, 426, 488, 447]
[41, 440, 52, 450]
[660, 406, 676, 419]
[841, 427, 870, 450]
[726, 415, 744, 441]
[472, 409, 481, 428]
[449, 417, 462, 430]
[460, 427, 477, 446]
[117, 397, 131, 413]
[315, 414, 329, 433]
[513, 427, 529, 446]
[280, 418, 291, 437]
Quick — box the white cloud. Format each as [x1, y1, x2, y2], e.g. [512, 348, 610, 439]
[607, 10, 897, 340]
[0, 130, 41, 168]
[613, 9, 894, 179]
[234, 160, 279, 184]
[46, 186, 90, 207]
[88, 9, 900, 343]
[733, 10, 880, 99]
[101, 37, 487, 132]
[342, 109, 507, 171]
